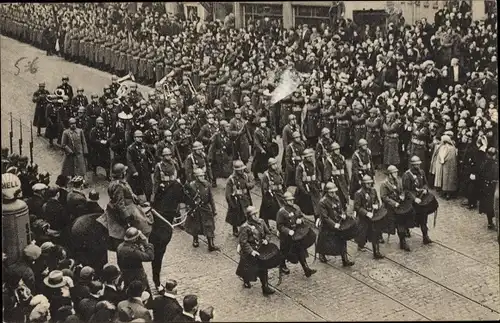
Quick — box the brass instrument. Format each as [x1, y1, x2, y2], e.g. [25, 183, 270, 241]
[46, 88, 65, 103]
[116, 72, 136, 99]
[186, 77, 198, 96]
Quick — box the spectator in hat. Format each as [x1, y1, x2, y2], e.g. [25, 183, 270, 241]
[41, 186, 69, 243]
[151, 279, 182, 323]
[76, 281, 103, 322]
[101, 264, 126, 305]
[28, 294, 50, 323]
[42, 270, 72, 321]
[84, 190, 104, 214]
[66, 176, 88, 220]
[89, 300, 117, 323]
[7, 243, 41, 293]
[26, 183, 48, 220]
[70, 266, 95, 306]
[430, 134, 458, 199]
[172, 294, 198, 322]
[117, 280, 153, 322]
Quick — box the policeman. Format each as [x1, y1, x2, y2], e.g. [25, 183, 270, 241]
[184, 141, 210, 183]
[316, 182, 355, 266]
[284, 131, 305, 187]
[185, 168, 220, 252]
[276, 192, 317, 277]
[294, 148, 321, 219]
[350, 138, 374, 200]
[478, 147, 499, 230]
[172, 118, 193, 163]
[226, 160, 254, 237]
[88, 117, 111, 179]
[126, 130, 155, 202]
[260, 157, 285, 229]
[402, 156, 433, 244]
[322, 142, 350, 210]
[353, 175, 385, 259]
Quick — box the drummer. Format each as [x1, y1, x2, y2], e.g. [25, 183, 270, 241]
[353, 175, 385, 259]
[236, 206, 276, 295]
[380, 165, 414, 252]
[402, 156, 433, 245]
[260, 157, 285, 230]
[316, 182, 355, 266]
[276, 192, 317, 277]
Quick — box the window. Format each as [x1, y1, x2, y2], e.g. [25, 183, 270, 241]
[293, 5, 331, 27]
[242, 4, 283, 27]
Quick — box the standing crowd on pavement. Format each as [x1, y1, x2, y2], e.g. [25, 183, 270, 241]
[1, 1, 499, 322]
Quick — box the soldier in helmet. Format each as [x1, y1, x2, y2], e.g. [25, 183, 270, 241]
[303, 93, 321, 147]
[89, 117, 111, 180]
[478, 147, 499, 230]
[197, 113, 217, 154]
[72, 87, 89, 108]
[86, 94, 102, 130]
[229, 108, 251, 164]
[184, 141, 210, 184]
[316, 182, 355, 266]
[127, 83, 144, 108]
[101, 99, 118, 134]
[408, 117, 430, 174]
[157, 130, 182, 165]
[351, 102, 367, 150]
[184, 105, 199, 136]
[100, 86, 114, 108]
[172, 118, 193, 163]
[109, 75, 120, 97]
[110, 115, 133, 166]
[315, 128, 333, 181]
[322, 142, 349, 210]
[158, 108, 177, 133]
[284, 131, 305, 187]
[353, 175, 385, 258]
[153, 148, 181, 200]
[57, 75, 74, 100]
[226, 160, 254, 237]
[32, 82, 50, 136]
[402, 156, 433, 244]
[61, 118, 88, 180]
[126, 130, 155, 202]
[276, 191, 317, 277]
[380, 165, 415, 252]
[349, 138, 375, 200]
[294, 149, 321, 219]
[208, 120, 233, 181]
[260, 157, 285, 229]
[133, 100, 153, 132]
[281, 114, 301, 168]
[184, 168, 220, 252]
[144, 119, 161, 157]
[252, 117, 274, 180]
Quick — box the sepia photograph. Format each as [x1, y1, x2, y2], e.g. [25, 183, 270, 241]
[0, 1, 498, 322]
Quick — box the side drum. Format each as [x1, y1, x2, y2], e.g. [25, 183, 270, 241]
[415, 192, 439, 215]
[336, 216, 358, 241]
[292, 224, 317, 249]
[257, 243, 283, 270]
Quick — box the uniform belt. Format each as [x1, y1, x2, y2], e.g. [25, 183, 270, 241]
[411, 139, 425, 145]
[292, 107, 302, 112]
[386, 133, 399, 138]
[337, 120, 349, 125]
[270, 184, 283, 190]
[354, 124, 365, 129]
[162, 176, 176, 181]
[303, 175, 316, 182]
[361, 164, 371, 170]
[332, 170, 344, 175]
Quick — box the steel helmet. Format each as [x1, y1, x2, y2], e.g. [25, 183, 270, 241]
[268, 157, 278, 166]
[178, 118, 186, 125]
[387, 165, 398, 174]
[361, 175, 374, 184]
[169, 98, 177, 104]
[164, 130, 172, 137]
[283, 191, 294, 200]
[77, 87, 84, 92]
[233, 160, 246, 170]
[292, 131, 301, 139]
[410, 155, 422, 165]
[134, 130, 143, 137]
[124, 227, 140, 241]
[192, 141, 203, 150]
[112, 163, 128, 177]
[331, 142, 341, 150]
[162, 148, 172, 156]
[288, 114, 296, 121]
[219, 120, 229, 127]
[358, 138, 368, 146]
[111, 75, 118, 81]
[207, 113, 215, 119]
[302, 148, 314, 158]
[149, 119, 158, 126]
[246, 206, 258, 215]
[259, 117, 268, 123]
[325, 182, 338, 192]
[321, 128, 330, 136]
[96, 117, 104, 124]
[234, 108, 242, 114]
[193, 168, 205, 177]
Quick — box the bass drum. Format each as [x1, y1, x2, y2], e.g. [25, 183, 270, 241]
[414, 192, 439, 216]
[394, 198, 416, 228]
[336, 216, 358, 241]
[292, 224, 317, 250]
[267, 142, 279, 158]
[257, 242, 283, 270]
[371, 207, 388, 233]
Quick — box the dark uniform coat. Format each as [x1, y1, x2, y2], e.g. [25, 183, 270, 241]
[225, 173, 254, 227]
[353, 187, 384, 245]
[294, 160, 321, 217]
[349, 148, 374, 199]
[229, 118, 250, 163]
[89, 126, 111, 169]
[126, 142, 155, 197]
[285, 141, 305, 186]
[116, 240, 154, 291]
[276, 204, 309, 263]
[252, 127, 273, 174]
[259, 169, 285, 222]
[402, 168, 431, 227]
[236, 218, 271, 282]
[323, 154, 349, 208]
[316, 195, 349, 256]
[366, 116, 382, 156]
[184, 152, 209, 183]
[185, 179, 217, 238]
[32, 88, 50, 128]
[151, 293, 182, 323]
[208, 130, 233, 178]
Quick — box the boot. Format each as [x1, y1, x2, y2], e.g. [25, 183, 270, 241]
[372, 242, 384, 259]
[211, 179, 217, 188]
[341, 252, 354, 267]
[243, 280, 251, 288]
[232, 226, 239, 237]
[405, 228, 411, 237]
[260, 272, 275, 295]
[318, 254, 328, 263]
[207, 238, 220, 252]
[279, 260, 290, 275]
[192, 236, 199, 248]
[300, 258, 317, 277]
[421, 228, 433, 244]
[399, 235, 411, 252]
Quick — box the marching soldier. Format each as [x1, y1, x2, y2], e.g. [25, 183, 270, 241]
[402, 156, 434, 244]
[302, 93, 321, 148]
[110, 115, 133, 166]
[72, 87, 89, 108]
[408, 117, 429, 174]
[85, 94, 102, 131]
[349, 138, 375, 200]
[226, 160, 254, 237]
[294, 148, 321, 219]
[133, 100, 153, 132]
[57, 75, 74, 100]
[197, 113, 217, 154]
[156, 130, 182, 165]
[229, 109, 251, 164]
[126, 130, 155, 202]
[316, 182, 355, 266]
[276, 192, 317, 277]
[109, 75, 120, 96]
[259, 157, 285, 229]
[315, 128, 333, 181]
[281, 114, 300, 169]
[322, 142, 349, 210]
[208, 120, 234, 182]
[184, 141, 210, 184]
[173, 118, 193, 163]
[478, 147, 499, 230]
[101, 99, 118, 134]
[351, 103, 367, 150]
[44, 96, 60, 146]
[127, 83, 144, 108]
[284, 131, 305, 187]
[185, 168, 220, 252]
[153, 148, 181, 199]
[335, 98, 352, 155]
[32, 82, 50, 136]
[184, 105, 199, 137]
[252, 117, 274, 180]
[144, 119, 161, 157]
[380, 165, 414, 252]
[366, 107, 383, 169]
[158, 108, 177, 133]
[353, 175, 385, 258]
[88, 117, 111, 179]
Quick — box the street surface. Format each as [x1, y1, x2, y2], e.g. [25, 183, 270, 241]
[1, 35, 499, 321]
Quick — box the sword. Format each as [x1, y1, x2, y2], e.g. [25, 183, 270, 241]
[30, 125, 34, 165]
[9, 113, 13, 153]
[19, 119, 23, 156]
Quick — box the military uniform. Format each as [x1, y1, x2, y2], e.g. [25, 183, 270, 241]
[72, 94, 89, 108]
[353, 186, 384, 249]
[89, 125, 111, 176]
[315, 136, 333, 181]
[252, 126, 273, 176]
[86, 100, 102, 130]
[351, 109, 367, 149]
[478, 151, 499, 228]
[225, 173, 254, 228]
[259, 168, 285, 225]
[172, 128, 193, 163]
[409, 125, 429, 173]
[285, 141, 305, 187]
[323, 153, 349, 209]
[366, 115, 382, 167]
[184, 178, 217, 239]
[335, 102, 352, 153]
[294, 160, 321, 218]
[229, 118, 251, 163]
[126, 142, 155, 201]
[402, 167, 432, 239]
[144, 128, 161, 157]
[208, 130, 233, 179]
[349, 148, 374, 199]
[32, 87, 50, 133]
[184, 152, 208, 183]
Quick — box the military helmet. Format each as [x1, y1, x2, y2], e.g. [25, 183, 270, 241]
[321, 128, 330, 136]
[193, 168, 205, 177]
[78, 106, 85, 113]
[149, 119, 158, 126]
[331, 142, 341, 150]
[77, 87, 84, 92]
[387, 165, 398, 174]
[124, 227, 140, 241]
[164, 130, 172, 137]
[192, 141, 203, 150]
[288, 114, 296, 121]
[361, 175, 374, 184]
[162, 148, 172, 156]
[233, 160, 246, 170]
[325, 182, 338, 192]
[292, 131, 301, 139]
[178, 118, 186, 125]
[259, 117, 268, 123]
[219, 120, 229, 127]
[410, 155, 422, 165]
[234, 108, 242, 114]
[283, 191, 294, 201]
[112, 163, 128, 177]
[302, 148, 314, 158]
[358, 138, 368, 146]
[268, 157, 278, 166]
[96, 117, 104, 124]
[246, 206, 258, 215]
[134, 130, 143, 137]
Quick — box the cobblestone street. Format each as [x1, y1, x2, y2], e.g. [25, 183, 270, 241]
[2, 36, 499, 321]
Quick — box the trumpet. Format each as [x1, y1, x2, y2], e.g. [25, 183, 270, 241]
[54, 88, 65, 97]
[117, 72, 135, 83]
[186, 77, 198, 96]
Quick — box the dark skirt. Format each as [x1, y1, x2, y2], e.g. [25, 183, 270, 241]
[316, 229, 347, 256]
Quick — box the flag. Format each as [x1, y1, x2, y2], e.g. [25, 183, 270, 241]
[270, 68, 301, 105]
